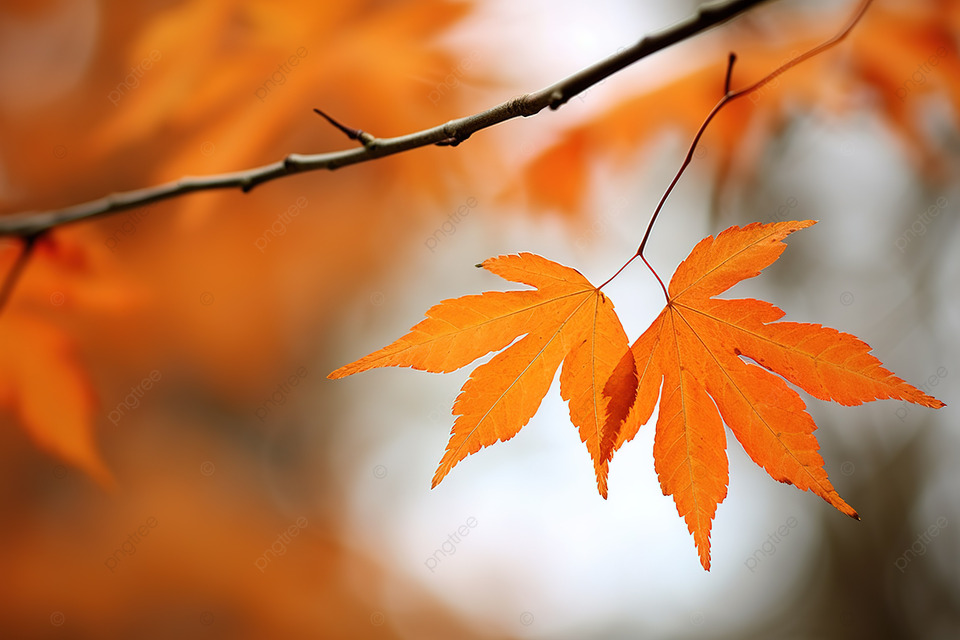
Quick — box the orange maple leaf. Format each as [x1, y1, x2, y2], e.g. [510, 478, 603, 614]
[603, 220, 945, 570]
[329, 252, 630, 496]
[329, 224, 943, 571]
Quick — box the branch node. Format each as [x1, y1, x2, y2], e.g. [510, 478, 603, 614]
[511, 94, 533, 117]
[548, 90, 565, 110]
[436, 122, 469, 147]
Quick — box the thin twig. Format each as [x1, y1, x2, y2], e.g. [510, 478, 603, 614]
[313, 109, 375, 147]
[0, 0, 773, 237]
[599, 0, 874, 297]
[724, 52, 737, 94]
[0, 234, 40, 317]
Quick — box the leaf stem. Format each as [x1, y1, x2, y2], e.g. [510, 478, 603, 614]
[601, 0, 874, 300]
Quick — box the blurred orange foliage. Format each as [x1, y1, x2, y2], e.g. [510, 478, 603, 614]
[0, 0, 957, 635]
[0, 0, 511, 637]
[514, 0, 960, 215]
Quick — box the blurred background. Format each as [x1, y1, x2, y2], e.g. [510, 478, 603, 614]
[0, 0, 958, 637]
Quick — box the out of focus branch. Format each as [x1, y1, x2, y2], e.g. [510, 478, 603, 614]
[0, 236, 38, 317]
[0, 0, 773, 236]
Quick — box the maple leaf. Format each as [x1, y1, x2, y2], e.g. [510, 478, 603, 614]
[329, 252, 630, 496]
[603, 220, 945, 570]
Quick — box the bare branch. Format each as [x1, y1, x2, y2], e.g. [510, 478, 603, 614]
[0, 0, 774, 236]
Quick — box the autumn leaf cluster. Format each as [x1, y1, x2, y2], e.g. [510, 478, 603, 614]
[331, 221, 944, 569]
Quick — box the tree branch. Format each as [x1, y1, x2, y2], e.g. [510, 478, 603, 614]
[0, 0, 774, 237]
